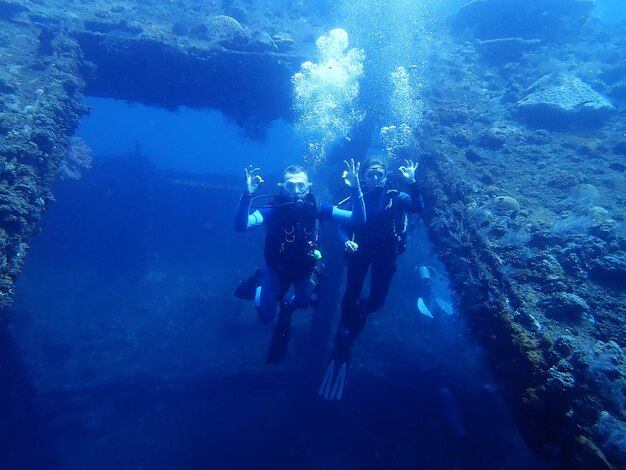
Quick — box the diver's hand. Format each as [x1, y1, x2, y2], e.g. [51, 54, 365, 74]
[342, 159, 361, 189]
[344, 240, 359, 253]
[244, 165, 264, 195]
[398, 159, 418, 184]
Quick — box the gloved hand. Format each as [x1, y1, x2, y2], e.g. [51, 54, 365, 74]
[244, 165, 264, 195]
[344, 240, 359, 253]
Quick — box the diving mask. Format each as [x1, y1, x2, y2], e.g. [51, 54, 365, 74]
[363, 165, 387, 189]
[283, 181, 310, 194]
[279, 175, 311, 197]
[364, 167, 386, 181]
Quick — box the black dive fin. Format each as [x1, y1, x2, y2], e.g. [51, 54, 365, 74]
[234, 269, 263, 300]
[319, 357, 349, 400]
[265, 305, 293, 364]
[319, 332, 352, 400]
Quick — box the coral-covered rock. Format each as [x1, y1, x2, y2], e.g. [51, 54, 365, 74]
[543, 292, 590, 320]
[477, 127, 507, 149]
[273, 32, 295, 52]
[516, 74, 614, 130]
[545, 359, 577, 394]
[590, 254, 626, 288]
[594, 411, 626, 465]
[206, 15, 247, 40]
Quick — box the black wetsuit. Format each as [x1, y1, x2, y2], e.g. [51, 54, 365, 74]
[338, 182, 424, 339]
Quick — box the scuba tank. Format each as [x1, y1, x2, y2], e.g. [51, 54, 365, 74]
[416, 265, 437, 318]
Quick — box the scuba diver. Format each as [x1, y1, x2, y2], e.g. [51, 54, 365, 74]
[319, 157, 424, 400]
[234, 160, 365, 364]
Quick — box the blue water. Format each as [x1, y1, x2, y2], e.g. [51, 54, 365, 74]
[3, 107, 547, 468]
[77, 97, 297, 177]
[4, 146, 545, 468]
[7, 0, 623, 467]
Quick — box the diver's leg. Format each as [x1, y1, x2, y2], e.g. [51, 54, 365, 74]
[364, 253, 398, 314]
[266, 274, 306, 364]
[340, 253, 370, 333]
[257, 266, 283, 324]
[266, 297, 297, 364]
[291, 276, 312, 310]
[339, 253, 372, 339]
[234, 268, 264, 300]
[320, 256, 369, 400]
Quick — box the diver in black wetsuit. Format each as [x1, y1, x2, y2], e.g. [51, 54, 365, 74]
[234, 161, 365, 364]
[319, 157, 424, 400]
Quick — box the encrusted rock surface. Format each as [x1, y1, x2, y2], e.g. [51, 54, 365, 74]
[0, 8, 87, 306]
[420, 12, 626, 468]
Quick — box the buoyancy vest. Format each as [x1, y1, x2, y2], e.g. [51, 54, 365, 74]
[354, 189, 408, 255]
[264, 193, 321, 279]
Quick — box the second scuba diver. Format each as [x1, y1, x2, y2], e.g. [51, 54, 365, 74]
[319, 157, 424, 400]
[234, 160, 365, 364]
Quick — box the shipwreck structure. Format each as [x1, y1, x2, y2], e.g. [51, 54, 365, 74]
[0, 0, 624, 467]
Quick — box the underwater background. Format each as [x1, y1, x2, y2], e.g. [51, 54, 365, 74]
[1, 0, 625, 468]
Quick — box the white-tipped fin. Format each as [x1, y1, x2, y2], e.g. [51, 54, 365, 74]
[331, 362, 348, 400]
[435, 297, 454, 316]
[417, 297, 434, 318]
[319, 360, 335, 399]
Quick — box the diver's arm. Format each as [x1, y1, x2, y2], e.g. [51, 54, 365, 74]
[397, 182, 425, 213]
[397, 159, 424, 213]
[234, 193, 265, 232]
[338, 223, 359, 253]
[331, 187, 365, 224]
[235, 165, 265, 232]
[331, 159, 366, 225]
[338, 224, 351, 245]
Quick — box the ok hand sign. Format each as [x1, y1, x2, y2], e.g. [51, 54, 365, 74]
[244, 165, 264, 195]
[398, 159, 418, 184]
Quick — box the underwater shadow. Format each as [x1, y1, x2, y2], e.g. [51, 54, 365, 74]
[0, 313, 58, 467]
